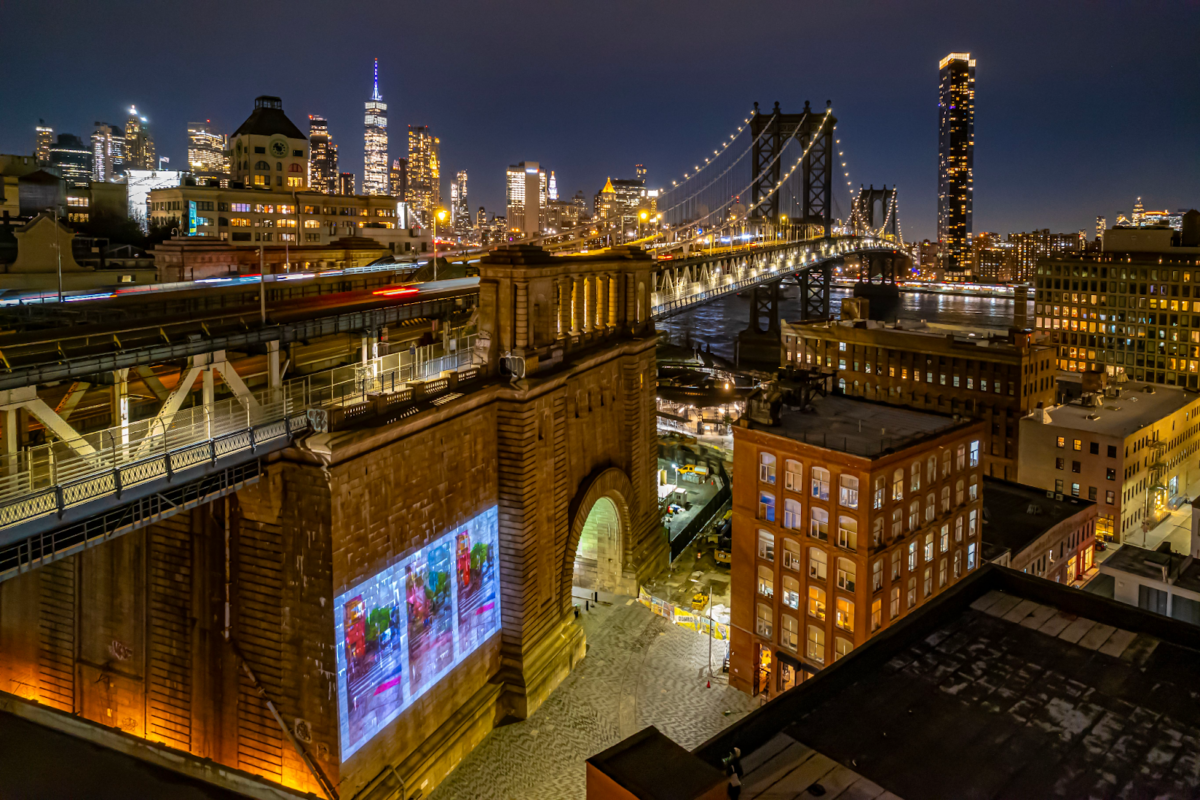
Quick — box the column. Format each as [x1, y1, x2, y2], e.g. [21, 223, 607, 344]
[557, 278, 570, 339]
[594, 275, 606, 332]
[267, 341, 282, 391]
[571, 275, 584, 336]
[515, 281, 529, 349]
[608, 273, 620, 328]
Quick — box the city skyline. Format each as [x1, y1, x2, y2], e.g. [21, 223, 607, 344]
[1, 1, 1196, 240]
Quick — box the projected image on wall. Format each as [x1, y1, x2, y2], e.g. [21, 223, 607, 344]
[334, 506, 501, 761]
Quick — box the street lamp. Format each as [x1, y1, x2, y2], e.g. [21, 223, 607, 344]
[433, 208, 447, 281]
[638, 210, 648, 240]
[780, 214, 788, 243]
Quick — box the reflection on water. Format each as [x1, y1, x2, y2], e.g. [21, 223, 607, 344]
[657, 287, 1035, 365]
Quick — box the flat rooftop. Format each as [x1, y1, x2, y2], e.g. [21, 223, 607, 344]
[1100, 540, 1200, 595]
[1031, 380, 1200, 439]
[785, 318, 1037, 350]
[744, 393, 971, 458]
[684, 566, 1200, 800]
[981, 477, 1094, 557]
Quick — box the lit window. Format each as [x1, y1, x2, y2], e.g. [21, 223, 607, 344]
[782, 576, 800, 610]
[835, 597, 855, 633]
[757, 565, 774, 598]
[811, 467, 830, 500]
[810, 508, 829, 541]
[757, 530, 775, 561]
[839, 474, 859, 508]
[837, 516, 858, 551]
[784, 498, 802, 530]
[785, 460, 803, 492]
[759, 452, 777, 484]
[923, 567, 933, 597]
[871, 599, 882, 632]
[781, 615, 799, 651]
[808, 586, 827, 621]
[908, 500, 920, 530]
[910, 461, 921, 492]
[759, 492, 775, 522]
[756, 603, 773, 638]
[892, 468, 904, 501]
[808, 547, 827, 581]
[806, 624, 825, 663]
[890, 586, 900, 618]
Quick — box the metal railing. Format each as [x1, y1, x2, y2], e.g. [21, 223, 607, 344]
[0, 333, 478, 531]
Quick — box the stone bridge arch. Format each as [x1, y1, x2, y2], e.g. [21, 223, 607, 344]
[562, 466, 635, 607]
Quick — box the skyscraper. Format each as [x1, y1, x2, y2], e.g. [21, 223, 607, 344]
[339, 172, 356, 196]
[91, 122, 124, 182]
[187, 121, 229, 180]
[389, 158, 407, 199]
[548, 170, 558, 201]
[506, 162, 547, 238]
[35, 120, 53, 165]
[476, 206, 487, 241]
[363, 59, 388, 195]
[1096, 216, 1106, 245]
[453, 169, 469, 238]
[937, 53, 975, 277]
[125, 106, 156, 170]
[406, 125, 441, 226]
[49, 133, 93, 187]
[308, 115, 338, 194]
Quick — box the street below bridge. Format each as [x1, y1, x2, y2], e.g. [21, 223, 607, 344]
[427, 598, 756, 800]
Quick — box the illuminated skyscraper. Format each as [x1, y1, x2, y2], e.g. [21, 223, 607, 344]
[91, 122, 124, 182]
[937, 53, 975, 276]
[339, 172, 355, 196]
[452, 169, 469, 238]
[363, 59, 388, 195]
[187, 120, 229, 180]
[548, 170, 558, 201]
[125, 106, 156, 170]
[49, 133, 92, 187]
[1131, 197, 1144, 225]
[406, 125, 441, 226]
[476, 206, 487, 241]
[389, 158, 407, 198]
[35, 120, 53, 165]
[506, 162, 547, 238]
[1096, 216, 1106, 245]
[308, 115, 338, 194]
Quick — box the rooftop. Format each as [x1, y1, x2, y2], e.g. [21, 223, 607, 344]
[587, 726, 725, 800]
[742, 392, 972, 458]
[1026, 380, 1200, 439]
[665, 566, 1200, 800]
[981, 477, 1095, 558]
[1100, 540, 1200, 595]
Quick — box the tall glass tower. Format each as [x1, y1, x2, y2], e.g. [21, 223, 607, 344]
[937, 53, 975, 277]
[363, 59, 389, 195]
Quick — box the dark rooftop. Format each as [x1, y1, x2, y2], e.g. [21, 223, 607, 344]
[681, 566, 1200, 800]
[231, 96, 306, 141]
[587, 726, 726, 800]
[981, 477, 1095, 558]
[743, 393, 973, 459]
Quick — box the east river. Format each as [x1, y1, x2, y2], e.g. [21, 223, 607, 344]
[657, 287, 1036, 365]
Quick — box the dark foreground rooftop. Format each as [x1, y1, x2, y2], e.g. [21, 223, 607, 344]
[599, 566, 1200, 800]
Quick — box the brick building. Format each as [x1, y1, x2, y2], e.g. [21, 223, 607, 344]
[783, 318, 1055, 481]
[730, 377, 984, 699]
[980, 476, 1097, 585]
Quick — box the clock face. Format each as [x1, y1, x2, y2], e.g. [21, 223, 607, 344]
[269, 139, 287, 158]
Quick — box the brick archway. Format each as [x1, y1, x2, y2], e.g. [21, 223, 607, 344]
[562, 466, 634, 608]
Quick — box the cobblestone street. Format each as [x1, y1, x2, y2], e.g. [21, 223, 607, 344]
[428, 599, 756, 800]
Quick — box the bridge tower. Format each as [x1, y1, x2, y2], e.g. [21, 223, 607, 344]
[749, 100, 837, 237]
[852, 184, 900, 241]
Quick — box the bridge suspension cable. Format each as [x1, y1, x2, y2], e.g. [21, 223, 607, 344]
[657, 111, 779, 219]
[661, 107, 759, 192]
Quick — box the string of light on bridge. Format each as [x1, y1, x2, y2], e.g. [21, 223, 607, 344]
[668, 108, 834, 249]
[658, 111, 779, 216]
[662, 107, 759, 193]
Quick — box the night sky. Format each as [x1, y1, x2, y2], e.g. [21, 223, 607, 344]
[2, 0, 1196, 242]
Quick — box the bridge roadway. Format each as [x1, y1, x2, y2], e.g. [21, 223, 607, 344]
[651, 235, 899, 319]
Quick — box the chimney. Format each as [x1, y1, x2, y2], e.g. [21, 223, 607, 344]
[1013, 285, 1029, 330]
[1182, 210, 1200, 248]
[1029, 402, 1053, 424]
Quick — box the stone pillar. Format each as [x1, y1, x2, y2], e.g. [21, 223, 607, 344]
[515, 280, 529, 349]
[556, 278, 570, 340]
[111, 368, 130, 448]
[582, 276, 593, 334]
[571, 275, 584, 336]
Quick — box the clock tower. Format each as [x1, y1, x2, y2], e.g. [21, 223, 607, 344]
[228, 96, 309, 190]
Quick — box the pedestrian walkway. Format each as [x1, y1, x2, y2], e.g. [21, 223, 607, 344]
[427, 600, 756, 800]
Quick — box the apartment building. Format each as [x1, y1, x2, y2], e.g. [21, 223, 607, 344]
[730, 378, 984, 699]
[1018, 380, 1200, 544]
[783, 319, 1055, 481]
[1033, 220, 1200, 387]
